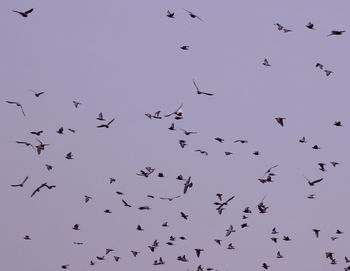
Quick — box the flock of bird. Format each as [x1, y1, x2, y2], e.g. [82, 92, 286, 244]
[6, 4, 350, 271]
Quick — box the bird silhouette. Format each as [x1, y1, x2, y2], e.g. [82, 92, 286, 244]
[183, 9, 203, 21]
[97, 118, 115, 128]
[12, 8, 33, 17]
[11, 176, 29, 187]
[192, 79, 214, 96]
[6, 101, 25, 116]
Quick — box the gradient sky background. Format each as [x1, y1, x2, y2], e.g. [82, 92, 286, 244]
[1, 0, 350, 270]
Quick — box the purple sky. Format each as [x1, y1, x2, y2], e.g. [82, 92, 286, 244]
[1, 0, 350, 270]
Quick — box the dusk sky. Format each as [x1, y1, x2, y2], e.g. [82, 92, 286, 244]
[1, 0, 350, 270]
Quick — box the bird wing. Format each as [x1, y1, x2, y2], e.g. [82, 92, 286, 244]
[311, 178, 323, 185]
[22, 176, 29, 185]
[108, 118, 115, 125]
[25, 8, 34, 14]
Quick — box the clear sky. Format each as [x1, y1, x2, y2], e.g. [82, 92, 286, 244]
[1, 0, 349, 270]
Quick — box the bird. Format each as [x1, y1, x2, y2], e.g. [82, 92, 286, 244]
[313, 229, 320, 238]
[104, 209, 111, 213]
[183, 9, 203, 21]
[131, 251, 139, 257]
[253, 151, 260, 155]
[105, 248, 114, 255]
[271, 237, 278, 243]
[227, 243, 235, 249]
[299, 136, 307, 143]
[274, 23, 284, 30]
[164, 104, 183, 119]
[214, 239, 222, 245]
[312, 145, 320, 149]
[283, 236, 291, 241]
[304, 176, 323, 186]
[73, 101, 81, 108]
[336, 229, 344, 234]
[225, 151, 232, 156]
[65, 152, 73, 159]
[113, 256, 120, 262]
[330, 161, 339, 167]
[316, 63, 324, 70]
[159, 195, 181, 201]
[29, 90, 45, 97]
[181, 128, 198, 135]
[168, 123, 175, 130]
[195, 149, 208, 156]
[271, 227, 278, 234]
[97, 118, 115, 128]
[275, 117, 285, 127]
[318, 163, 326, 172]
[96, 256, 105, 261]
[215, 137, 224, 143]
[334, 121, 342, 126]
[216, 193, 223, 201]
[345, 256, 349, 263]
[195, 248, 204, 258]
[6, 101, 25, 116]
[56, 127, 64, 134]
[325, 70, 333, 76]
[306, 22, 315, 29]
[307, 194, 316, 199]
[276, 251, 283, 258]
[109, 177, 116, 184]
[180, 212, 189, 219]
[11, 176, 29, 187]
[96, 112, 105, 121]
[234, 139, 248, 143]
[45, 164, 53, 171]
[24, 235, 31, 240]
[138, 206, 151, 210]
[30, 130, 43, 136]
[72, 224, 80, 230]
[122, 199, 132, 207]
[263, 58, 271, 66]
[262, 263, 270, 269]
[16, 141, 35, 150]
[192, 79, 214, 96]
[61, 264, 69, 269]
[73, 242, 83, 245]
[179, 140, 187, 148]
[226, 225, 235, 236]
[157, 172, 164, 177]
[283, 28, 292, 33]
[328, 30, 345, 36]
[184, 177, 193, 194]
[166, 10, 175, 18]
[180, 45, 190, 50]
[12, 8, 34, 17]
[31, 182, 56, 197]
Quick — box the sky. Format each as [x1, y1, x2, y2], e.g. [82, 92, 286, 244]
[1, 0, 350, 270]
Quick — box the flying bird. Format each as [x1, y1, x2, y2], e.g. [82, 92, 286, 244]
[184, 177, 193, 194]
[181, 128, 198, 135]
[31, 182, 56, 197]
[30, 130, 44, 136]
[192, 79, 214, 96]
[195, 149, 208, 156]
[180, 45, 190, 50]
[183, 9, 203, 21]
[73, 101, 81, 108]
[328, 30, 345, 36]
[316, 63, 324, 70]
[313, 229, 320, 238]
[97, 118, 115, 128]
[30, 90, 45, 97]
[11, 176, 29, 187]
[12, 8, 33, 17]
[15, 141, 34, 150]
[304, 176, 323, 186]
[263, 58, 271, 66]
[164, 104, 183, 119]
[167, 10, 175, 18]
[195, 248, 204, 258]
[275, 117, 285, 127]
[225, 225, 235, 236]
[306, 22, 315, 29]
[6, 101, 25, 116]
[65, 152, 73, 159]
[96, 112, 105, 121]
